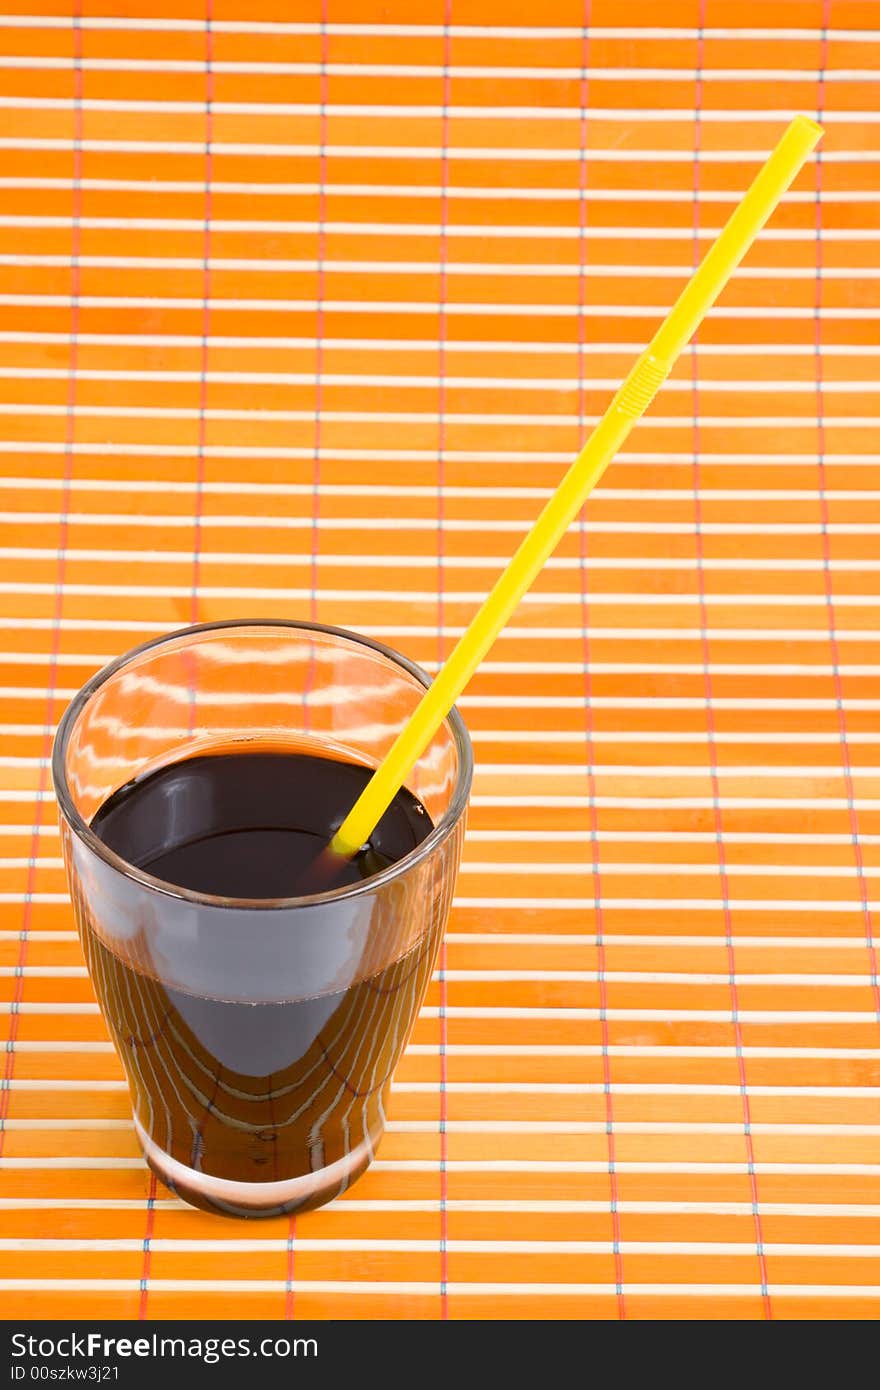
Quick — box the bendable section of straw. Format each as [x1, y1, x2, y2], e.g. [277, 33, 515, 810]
[611, 353, 670, 420]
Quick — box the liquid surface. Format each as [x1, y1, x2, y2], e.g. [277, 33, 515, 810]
[91, 748, 432, 897]
[81, 750, 438, 1213]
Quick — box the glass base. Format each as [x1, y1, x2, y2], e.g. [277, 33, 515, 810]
[134, 1116, 377, 1219]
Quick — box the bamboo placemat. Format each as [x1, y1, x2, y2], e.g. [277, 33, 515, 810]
[0, 0, 879, 1321]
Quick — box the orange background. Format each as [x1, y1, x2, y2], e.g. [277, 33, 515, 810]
[1, 0, 879, 1321]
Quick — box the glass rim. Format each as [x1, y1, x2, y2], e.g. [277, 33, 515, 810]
[52, 618, 474, 911]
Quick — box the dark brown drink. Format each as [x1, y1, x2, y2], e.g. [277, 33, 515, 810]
[83, 749, 436, 1216]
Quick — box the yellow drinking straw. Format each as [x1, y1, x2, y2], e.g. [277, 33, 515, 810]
[330, 114, 823, 859]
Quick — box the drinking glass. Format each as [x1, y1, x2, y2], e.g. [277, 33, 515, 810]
[52, 620, 471, 1217]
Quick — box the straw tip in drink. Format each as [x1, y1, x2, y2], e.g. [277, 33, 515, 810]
[329, 828, 362, 859]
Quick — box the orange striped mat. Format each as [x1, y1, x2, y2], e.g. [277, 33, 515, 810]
[1, 0, 879, 1322]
